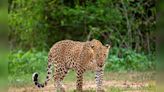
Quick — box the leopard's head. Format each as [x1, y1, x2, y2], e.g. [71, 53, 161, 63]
[90, 39, 111, 69]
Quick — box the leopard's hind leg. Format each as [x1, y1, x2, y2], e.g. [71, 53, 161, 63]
[54, 63, 68, 92]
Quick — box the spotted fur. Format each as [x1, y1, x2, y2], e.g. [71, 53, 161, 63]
[32, 39, 110, 92]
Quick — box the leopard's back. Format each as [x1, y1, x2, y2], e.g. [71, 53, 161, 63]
[49, 40, 85, 68]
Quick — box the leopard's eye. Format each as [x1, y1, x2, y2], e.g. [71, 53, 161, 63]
[96, 54, 99, 57]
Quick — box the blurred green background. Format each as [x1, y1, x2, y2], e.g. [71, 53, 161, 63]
[8, 0, 156, 87]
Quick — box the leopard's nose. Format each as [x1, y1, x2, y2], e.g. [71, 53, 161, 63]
[98, 62, 104, 67]
[99, 64, 103, 67]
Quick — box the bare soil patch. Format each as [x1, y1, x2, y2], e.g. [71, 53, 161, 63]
[8, 80, 153, 92]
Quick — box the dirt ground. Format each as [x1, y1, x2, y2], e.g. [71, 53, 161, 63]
[8, 80, 155, 92]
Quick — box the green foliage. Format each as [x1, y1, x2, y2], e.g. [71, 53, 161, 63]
[8, 50, 47, 75]
[8, 0, 47, 49]
[9, 0, 156, 54]
[105, 47, 155, 71]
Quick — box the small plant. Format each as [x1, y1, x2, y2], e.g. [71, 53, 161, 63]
[8, 50, 48, 75]
[105, 47, 155, 72]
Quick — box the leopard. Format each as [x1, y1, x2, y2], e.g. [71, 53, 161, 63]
[32, 39, 110, 92]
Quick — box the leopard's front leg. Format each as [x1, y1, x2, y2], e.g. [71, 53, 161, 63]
[95, 68, 104, 92]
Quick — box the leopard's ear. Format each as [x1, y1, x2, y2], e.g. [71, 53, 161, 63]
[91, 44, 94, 49]
[84, 42, 94, 49]
[91, 39, 97, 41]
[86, 41, 94, 49]
[105, 44, 111, 49]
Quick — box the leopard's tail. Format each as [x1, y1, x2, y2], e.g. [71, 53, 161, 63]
[32, 54, 52, 88]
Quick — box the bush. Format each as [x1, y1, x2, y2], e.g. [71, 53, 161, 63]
[105, 47, 155, 71]
[8, 50, 47, 76]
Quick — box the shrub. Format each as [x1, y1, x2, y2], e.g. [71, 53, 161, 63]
[105, 47, 155, 71]
[8, 50, 47, 75]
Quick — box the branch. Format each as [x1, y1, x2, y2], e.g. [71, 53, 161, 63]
[121, 0, 132, 49]
[87, 30, 92, 41]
